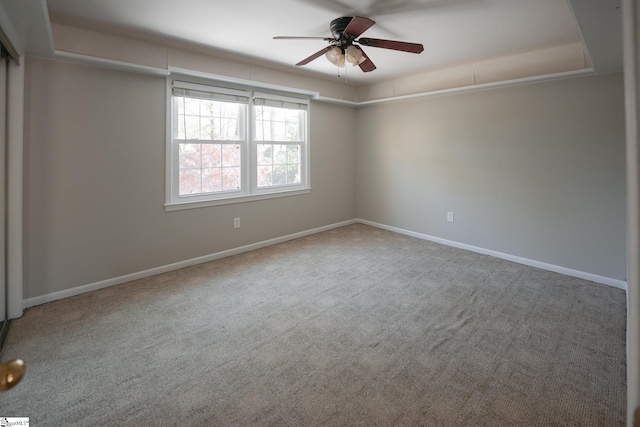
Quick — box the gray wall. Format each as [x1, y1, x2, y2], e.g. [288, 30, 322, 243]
[23, 56, 626, 300]
[23, 56, 357, 299]
[356, 73, 627, 281]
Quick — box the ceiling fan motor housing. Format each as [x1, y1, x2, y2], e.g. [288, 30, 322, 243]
[330, 17, 355, 44]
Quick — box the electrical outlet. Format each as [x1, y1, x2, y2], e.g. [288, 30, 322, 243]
[447, 212, 454, 222]
[234, 217, 240, 229]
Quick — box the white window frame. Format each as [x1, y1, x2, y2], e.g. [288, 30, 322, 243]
[165, 76, 311, 211]
[252, 92, 309, 195]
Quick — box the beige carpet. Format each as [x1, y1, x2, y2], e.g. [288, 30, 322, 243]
[0, 224, 626, 426]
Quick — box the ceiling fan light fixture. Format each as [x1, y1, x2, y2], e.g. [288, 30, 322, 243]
[345, 45, 365, 66]
[325, 46, 345, 67]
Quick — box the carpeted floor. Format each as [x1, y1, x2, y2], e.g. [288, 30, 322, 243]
[0, 224, 627, 426]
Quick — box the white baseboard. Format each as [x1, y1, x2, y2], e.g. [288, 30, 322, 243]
[357, 219, 628, 291]
[23, 219, 357, 309]
[23, 217, 625, 309]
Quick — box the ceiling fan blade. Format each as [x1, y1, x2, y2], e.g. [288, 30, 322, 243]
[358, 37, 424, 53]
[357, 48, 377, 72]
[296, 46, 333, 66]
[343, 16, 376, 37]
[274, 36, 333, 40]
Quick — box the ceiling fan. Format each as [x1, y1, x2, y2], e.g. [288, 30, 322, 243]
[273, 16, 424, 72]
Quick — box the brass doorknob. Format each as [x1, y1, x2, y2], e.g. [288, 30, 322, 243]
[0, 359, 25, 391]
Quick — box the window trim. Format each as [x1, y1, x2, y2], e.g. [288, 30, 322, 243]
[165, 75, 311, 211]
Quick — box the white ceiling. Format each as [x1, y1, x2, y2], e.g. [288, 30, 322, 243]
[6, 0, 625, 85]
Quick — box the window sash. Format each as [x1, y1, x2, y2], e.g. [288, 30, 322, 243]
[172, 86, 249, 200]
[252, 97, 307, 191]
[177, 141, 243, 196]
[253, 93, 307, 145]
[254, 112, 306, 144]
[255, 143, 302, 189]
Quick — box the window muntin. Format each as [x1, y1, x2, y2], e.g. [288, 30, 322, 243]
[167, 79, 310, 209]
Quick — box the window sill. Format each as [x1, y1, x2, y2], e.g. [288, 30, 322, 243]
[165, 187, 311, 212]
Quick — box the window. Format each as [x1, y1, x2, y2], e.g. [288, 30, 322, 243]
[166, 79, 310, 210]
[254, 96, 307, 188]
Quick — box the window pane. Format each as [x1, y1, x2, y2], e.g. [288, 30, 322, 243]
[184, 98, 200, 115]
[213, 103, 241, 140]
[222, 167, 241, 191]
[274, 144, 287, 164]
[202, 168, 222, 193]
[273, 164, 287, 186]
[287, 120, 300, 141]
[258, 165, 272, 187]
[287, 145, 300, 163]
[257, 144, 272, 166]
[254, 105, 304, 142]
[202, 144, 221, 168]
[179, 144, 201, 168]
[222, 144, 241, 167]
[179, 169, 201, 195]
[272, 122, 286, 141]
[214, 117, 239, 140]
[255, 121, 266, 141]
[288, 164, 300, 184]
[272, 108, 285, 121]
[183, 115, 199, 139]
[176, 116, 184, 139]
[201, 117, 213, 140]
[201, 101, 217, 117]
